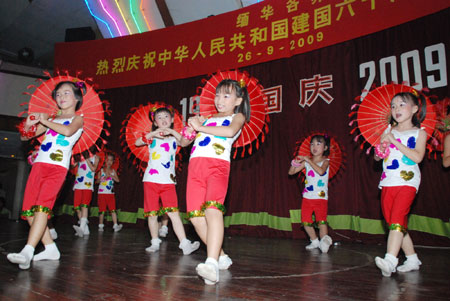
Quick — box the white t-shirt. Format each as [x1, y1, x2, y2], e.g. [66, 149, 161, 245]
[34, 117, 83, 169]
[302, 160, 330, 200]
[73, 156, 97, 191]
[143, 136, 178, 184]
[98, 168, 115, 194]
[379, 126, 421, 191]
[190, 115, 241, 162]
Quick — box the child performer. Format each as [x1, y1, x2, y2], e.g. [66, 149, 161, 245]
[374, 90, 427, 277]
[72, 154, 99, 237]
[135, 107, 200, 254]
[96, 153, 122, 232]
[288, 135, 333, 253]
[181, 79, 250, 285]
[8, 81, 84, 269]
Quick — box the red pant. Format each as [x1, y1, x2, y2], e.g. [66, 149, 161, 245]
[21, 163, 67, 219]
[98, 194, 116, 213]
[301, 198, 328, 224]
[143, 182, 178, 214]
[381, 186, 416, 228]
[186, 158, 230, 215]
[74, 189, 93, 208]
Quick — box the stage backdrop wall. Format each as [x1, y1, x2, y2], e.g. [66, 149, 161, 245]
[55, 9, 450, 245]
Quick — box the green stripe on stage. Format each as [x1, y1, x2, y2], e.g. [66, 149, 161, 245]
[55, 204, 450, 238]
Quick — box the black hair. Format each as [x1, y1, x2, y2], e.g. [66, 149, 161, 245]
[311, 134, 330, 157]
[52, 81, 84, 111]
[150, 107, 174, 131]
[390, 92, 426, 127]
[216, 79, 251, 122]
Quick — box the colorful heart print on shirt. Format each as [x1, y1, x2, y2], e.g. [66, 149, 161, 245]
[49, 149, 63, 162]
[307, 170, 315, 177]
[401, 156, 416, 165]
[56, 134, 69, 146]
[198, 136, 211, 147]
[150, 139, 156, 148]
[400, 170, 414, 181]
[54, 121, 71, 146]
[389, 139, 402, 150]
[161, 162, 170, 169]
[387, 159, 399, 170]
[86, 171, 93, 178]
[407, 136, 416, 149]
[47, 129, 58, 137]
[80, 163, 87, 170]
[160, 143, 170, 152]
[41, 142, 52, 152]
[212, 143, 225, 155]
[152, 152, 161, 160]
[149, 169, 159, 175]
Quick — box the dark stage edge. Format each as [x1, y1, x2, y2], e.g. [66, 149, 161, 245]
[0, 219, 449, 300]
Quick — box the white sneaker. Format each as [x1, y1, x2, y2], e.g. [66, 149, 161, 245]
[145, 238, 161, 253]
[113, 224, 123, 232]
[98, 224, 104, 232]
[375, 256, 396, 277]
[179, 239, 200, 255]
[196, 258, 219, 285]
[49, 228, 58, 240]
[159, 225, 168, 237]
[73, 225, 84, 237]
[218, 255, 233, 270]
[319, 235, 332, 253]
[397, 258, 422, 273]
[305, 239, 320, 250]
[7, 253, 32, 270]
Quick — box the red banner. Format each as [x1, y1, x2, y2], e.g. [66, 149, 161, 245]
[54, 0, 449, 89]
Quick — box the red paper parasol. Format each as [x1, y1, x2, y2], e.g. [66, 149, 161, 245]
[198, 70, 270, 158]
[121, 102, 183, 172]
[349, 83, 437, 154]
[295, 133, 344, 180]
[20, 71, 109, 162]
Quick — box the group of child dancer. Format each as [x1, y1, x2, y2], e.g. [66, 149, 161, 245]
[72, 152, 122, 237]
[6, 76, 450, 285]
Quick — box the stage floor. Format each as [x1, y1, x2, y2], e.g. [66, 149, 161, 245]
[0, 219, 449, 300]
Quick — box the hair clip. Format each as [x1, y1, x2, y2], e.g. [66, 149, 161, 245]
[239, 78, 246, 88]
[71, 78, 86, 89]
[411, 89, 419, 98]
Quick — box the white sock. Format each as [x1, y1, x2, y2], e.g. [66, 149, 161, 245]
[405, 253, 419, 262]
[7, 244, 34, 269]
[33, 243, 60, 261]
[385, 253, 398, 267]
[22, 245, 35, 259]
[198, 257, 219, 284]
[80, 217, 88, 229]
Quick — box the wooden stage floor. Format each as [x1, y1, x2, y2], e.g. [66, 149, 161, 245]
[0, 219, 449, 300]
